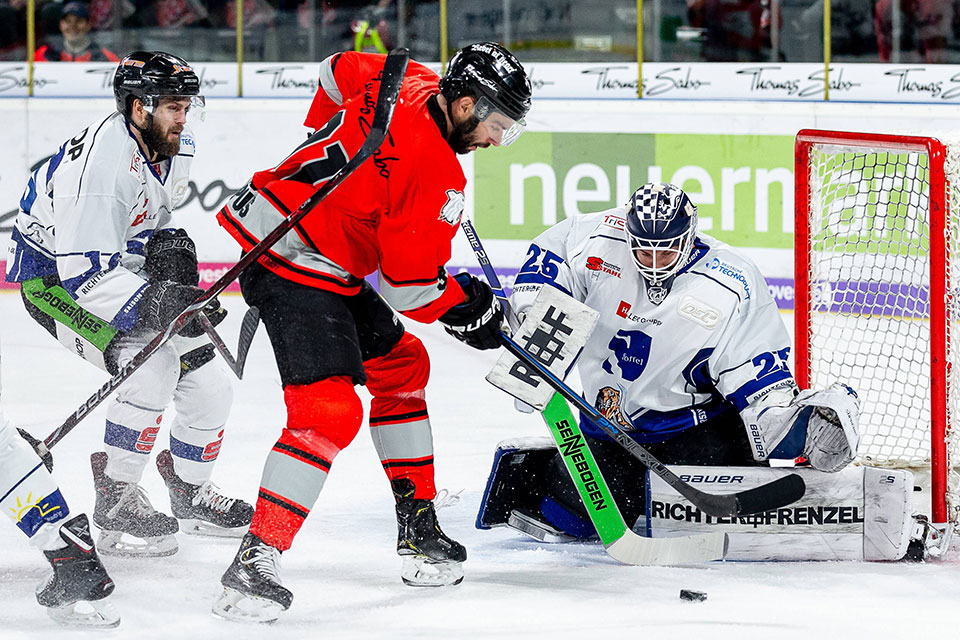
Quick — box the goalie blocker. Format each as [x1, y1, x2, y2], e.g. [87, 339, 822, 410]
[478, 438, 918, 561]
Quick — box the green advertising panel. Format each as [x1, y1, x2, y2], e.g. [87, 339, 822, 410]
[472, 132, 795, 249]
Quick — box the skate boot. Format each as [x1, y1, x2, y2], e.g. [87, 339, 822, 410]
[36, 514, 120, 628]
[213, 532, 293, 623]
[156, 449, 253, 537]
[393, 479, 466, 587]
[91, 451, 179, 557]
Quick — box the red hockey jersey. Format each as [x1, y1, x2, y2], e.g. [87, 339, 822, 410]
[217, 52, 467, 323]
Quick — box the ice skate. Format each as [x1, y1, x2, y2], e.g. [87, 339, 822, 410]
[36, 514, 120, 628]
[156, 449, 253, 537]
[393, 480, 466, 587]
[213, 532, 292, 624]
[91, 451, 179, 557]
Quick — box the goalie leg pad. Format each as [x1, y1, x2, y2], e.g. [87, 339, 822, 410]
[645, 465, 914, 561]
[475, 437, 557, 529]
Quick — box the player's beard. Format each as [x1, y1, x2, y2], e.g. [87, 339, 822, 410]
[141, 116, 182, 159]
[448, 115, 486, 155]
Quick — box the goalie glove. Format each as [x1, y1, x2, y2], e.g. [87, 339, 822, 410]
[742, 382, 859, 473]
[439, 273, 504, 351]
[794, 383, 860, 473]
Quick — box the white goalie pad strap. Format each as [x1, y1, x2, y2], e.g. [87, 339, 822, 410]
[795, 383, 860, 473]
[486, 286, 599, 410]
[644, 465, 913, 561]
[495, 436, 557, 452]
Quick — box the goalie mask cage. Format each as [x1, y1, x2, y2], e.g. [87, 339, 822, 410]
[795, 129, 959, 525]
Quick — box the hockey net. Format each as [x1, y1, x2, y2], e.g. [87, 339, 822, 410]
[795, 129, 960, 526]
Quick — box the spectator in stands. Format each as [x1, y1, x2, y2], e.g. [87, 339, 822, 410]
[875, 0, 954, 63]
[35, 1, 119, 61]
[0, 0, 28, 61]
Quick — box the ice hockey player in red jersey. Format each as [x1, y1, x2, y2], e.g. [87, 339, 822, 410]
[212, 43, 532, 622]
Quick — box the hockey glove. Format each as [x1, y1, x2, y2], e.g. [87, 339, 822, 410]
[439, 273, 504, 351]
[795, 383, 860, 473]
[144, 228, 199, 286]
[137, 280, 227, 338]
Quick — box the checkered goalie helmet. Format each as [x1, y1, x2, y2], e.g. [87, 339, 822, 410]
[625, 182, 698, 302]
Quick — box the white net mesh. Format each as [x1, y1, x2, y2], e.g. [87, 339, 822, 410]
[803, 136, 960, 523]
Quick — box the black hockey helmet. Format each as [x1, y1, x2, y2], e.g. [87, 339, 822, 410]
[625, 183, 699, 304]
[439, 42, 532, 145]
[114, 51, 204, 118]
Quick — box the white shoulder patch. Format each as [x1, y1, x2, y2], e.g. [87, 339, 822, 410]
[439, 189, 465, 225]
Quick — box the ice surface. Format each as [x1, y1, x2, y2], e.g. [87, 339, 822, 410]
[0, 292, 957, 639]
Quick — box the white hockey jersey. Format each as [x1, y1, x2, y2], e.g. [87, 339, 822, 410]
[5, 113, 195, 331]
[511, 207, 795, 444]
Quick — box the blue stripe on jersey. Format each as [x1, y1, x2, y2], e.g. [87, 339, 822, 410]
[726, 369, 794, 411]
[5, 227, 57, 282]
[46, 144, 65, 183]
[170, 436, 216, 463]
[104, 420, 150, 454]
[19, 170, 39, 214]
[111, 282, 149, 332]
[578, 400, 736, 443]
[15, 487, 69, 538]
[126, 228, 155, 257]
[513, 272, 573, 295]
[681, 347, 716, 393]
[60, 251, 121, 298]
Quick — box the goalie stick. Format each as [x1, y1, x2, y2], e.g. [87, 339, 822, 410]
[461, 219, 805, 519]
[37, 48, 410, 455]
[199, 306, 260, 379]
[499, 332, 805, 518]
[461, 219, 727, 564]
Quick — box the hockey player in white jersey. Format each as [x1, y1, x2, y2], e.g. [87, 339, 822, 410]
[474, 183, 914, 559]
[5, 51, 253, 557]
[0, 345, 119, 627]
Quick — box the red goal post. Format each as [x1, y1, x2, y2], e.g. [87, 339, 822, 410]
[794, 129, 955, 525]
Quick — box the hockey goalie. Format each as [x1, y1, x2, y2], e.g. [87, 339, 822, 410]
[477, 182, 935, 562]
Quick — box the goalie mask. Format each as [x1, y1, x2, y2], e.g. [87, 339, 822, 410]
[625, 182, 698, 305]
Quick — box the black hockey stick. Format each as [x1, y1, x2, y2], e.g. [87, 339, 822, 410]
[39, 48, 410, 453]
[499, 333, 805, 518]
[461, 218, 804, 519]
[199, 306, 260, 379]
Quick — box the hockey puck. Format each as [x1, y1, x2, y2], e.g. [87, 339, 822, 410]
[679, 589, 707, 602]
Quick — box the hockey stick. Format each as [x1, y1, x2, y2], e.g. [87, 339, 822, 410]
[461, 219, 805, 519]
[461, 219, 727, 564]
[199, 306, 260, 379]
[39, 48, 410, 453]
[500, 335, 805, 518]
